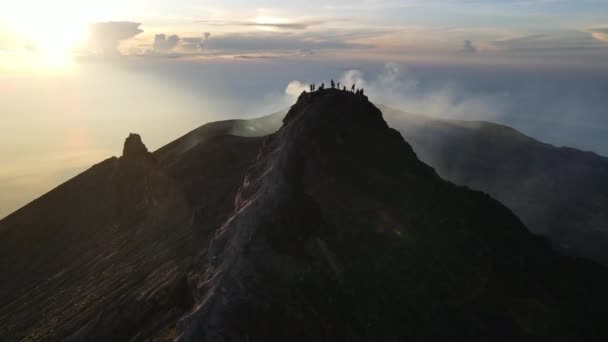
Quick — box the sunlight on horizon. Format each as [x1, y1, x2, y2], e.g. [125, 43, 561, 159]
[0, 0, 127, 70]
[1, 0, 87, 69]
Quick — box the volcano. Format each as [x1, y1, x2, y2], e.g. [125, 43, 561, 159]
[2, 88, 608, 341]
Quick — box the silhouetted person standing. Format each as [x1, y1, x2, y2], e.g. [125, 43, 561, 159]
[343, 86, 346, 91]
[331, 80, 335, 89]
[320, 83, 325, 90]
[337, 82, 340, 89]
[351, 84, 356, 92]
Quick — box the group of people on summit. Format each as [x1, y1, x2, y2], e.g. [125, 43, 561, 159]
[309, 80, 365, 96]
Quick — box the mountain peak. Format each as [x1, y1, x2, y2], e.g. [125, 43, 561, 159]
[122, 133, 149, 158]
[176, 90, 547, 341]
[286, 88, 369, 124]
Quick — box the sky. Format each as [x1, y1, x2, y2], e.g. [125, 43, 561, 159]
[1, 0, 608, 66]
[1, 0, 608, 217]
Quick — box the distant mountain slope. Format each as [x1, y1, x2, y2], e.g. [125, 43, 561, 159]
[154, 111, 283, 165]
[378, 106, 608, 265]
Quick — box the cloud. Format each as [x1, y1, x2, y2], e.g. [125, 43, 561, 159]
[154, 34, 180, 52]
[129, 32, 211, 56]
[182, 32, 211, 51]
[196, 19, 331, 30]
[88, 22, 143, 56]
[490, 32, 608, 53]
[80, 25, 388, 61]
[203, 32, 369, 55]
[590, 28, 608, 43]
[461, 40, 477, 53]
[87, 28, 368, 59]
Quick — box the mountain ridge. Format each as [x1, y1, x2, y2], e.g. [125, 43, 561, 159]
[144, 103, 608, 266]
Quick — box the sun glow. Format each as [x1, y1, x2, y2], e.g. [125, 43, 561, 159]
[26, 23, 87, 68]
[1, 1, 90, 68]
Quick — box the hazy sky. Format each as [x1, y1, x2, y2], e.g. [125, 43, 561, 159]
[1, 0, 607, 66]
[1, 0, 608, 217]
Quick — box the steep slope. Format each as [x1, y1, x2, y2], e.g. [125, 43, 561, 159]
[0, 133, 263, 341]
[171, 107, 608, 266]
[176, 89, 608, 342]
[380, 107, 608, 265]
[0, 135, 191, 340]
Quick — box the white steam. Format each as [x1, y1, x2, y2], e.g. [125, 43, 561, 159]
[284, 62, 505, 122]
[344, 63, 503, 120]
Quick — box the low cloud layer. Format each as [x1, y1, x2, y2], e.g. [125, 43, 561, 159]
[69, 20, 608, 66]
[202, 32, 370, 56]
[81, 22, 376, 59]
[196, 19, 330, 30]
[490, 31, 606, 53]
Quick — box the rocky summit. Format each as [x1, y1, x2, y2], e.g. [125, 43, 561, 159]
[2, 88, 608, 341]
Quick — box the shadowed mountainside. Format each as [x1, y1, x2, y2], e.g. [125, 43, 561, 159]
[0, 132, 263, 340]
[379, 107, 608, 266]
[170, 106, 608, 266]
[1, 90, 608, 341]
[173, 89, 608, 341]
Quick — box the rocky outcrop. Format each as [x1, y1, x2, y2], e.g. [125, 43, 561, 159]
[123, 133, 149, 158]
[0, 133, 262, 341]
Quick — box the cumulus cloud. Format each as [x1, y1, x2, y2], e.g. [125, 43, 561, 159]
[153, 34, 180, 52]
[182, 32, 211, 51]
[461, 40, 477, 53]
[88, 22, 143, 56]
